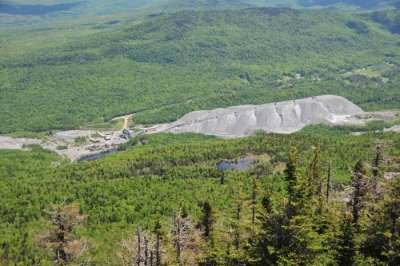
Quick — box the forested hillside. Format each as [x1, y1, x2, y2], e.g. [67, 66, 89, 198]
[1, 1, 400, 265]
[165, 0, 251, 10]
[366, 9, 400, 33]
[1, 0, 397, 20]
[1, 7, 400, 134]
[1, 131, 399, 265]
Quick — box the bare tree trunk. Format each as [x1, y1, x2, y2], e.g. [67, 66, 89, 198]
[40, 204, 86, 265]
[234, 203, 241, 250]
[252, 192, 256, 225]
[136, 229, 141, 266]
[326, 163, 331, 202]
[176, 218, 181, 263]
[372, 143, 382, 197]
[144, 236, 148, 266]
[155, 235, 161, 266]
[251, 177, 258, 226]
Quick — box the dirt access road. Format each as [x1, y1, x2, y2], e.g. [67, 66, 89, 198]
[111, 114, 133, 130]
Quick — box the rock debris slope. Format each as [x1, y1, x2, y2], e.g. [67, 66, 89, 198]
[154, 95, 364, 137]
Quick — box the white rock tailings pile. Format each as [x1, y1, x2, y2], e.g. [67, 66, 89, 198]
[386, 125, 400, 133]
[154, 95, 364, 137]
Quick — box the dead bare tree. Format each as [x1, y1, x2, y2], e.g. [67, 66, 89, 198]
[117, 227, 156, 266]
[153, 218, 163, 266]
[38, 203, 89, 265]
[326, 162, 332, 203]
[349, 160, 369, 226]
[372, 142, 383, 197]
[169, 211, 204, 265]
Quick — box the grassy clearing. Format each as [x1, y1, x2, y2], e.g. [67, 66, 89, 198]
[81, 118, 125, 130]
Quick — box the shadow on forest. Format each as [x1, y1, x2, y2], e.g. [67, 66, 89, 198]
[298, 0, 381, 9]
[0, 2, 81, 15]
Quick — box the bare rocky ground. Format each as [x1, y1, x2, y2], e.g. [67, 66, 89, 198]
[385, 125, 400, 133]
[0, 95, 399, 161]
[0, 115, 135, 161]
[0, 136, 42, 150]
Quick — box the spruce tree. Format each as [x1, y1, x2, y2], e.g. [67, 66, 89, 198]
[349, 160, 368, 225]
[360, 177, 400, 265]
[284, 146, 299, 219]
[254, 189, 278, 265]
[152, 217, 163, 266]
[372, 143, 382, 197]
[326, 162, 332, 203]
[251, 177, 259, 226]
[308, 141, 322, 198]
[199, 200, 215, 241]
[337, 214, 356, 266]
[233, 202, 242, 251]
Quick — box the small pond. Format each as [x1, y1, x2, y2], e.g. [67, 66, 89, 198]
[78, 149, 118, 163]
[216, 156, 252, 171]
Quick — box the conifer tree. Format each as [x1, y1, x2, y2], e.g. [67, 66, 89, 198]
[254, 189, 278, 265]
[233, 202, 242, 251]
[372, 143, 382, 197]
[308, 141, 322, 198]
[349, 160, 368, 225]
[199, 200, 215, 241]
[284, 147, 299, 219]
[251, 177, 259, 226]
[153, 217, 163, 266]
[282, 145, 331, 265]
[220, 172, 225, 185]
[326, 162, 332, 203]
[337, 214, 356, 266]
[180, 204, 189, 219]
[360, 177, 400, 265]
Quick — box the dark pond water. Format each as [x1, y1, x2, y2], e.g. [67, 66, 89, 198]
[0, 2, 80, 16]
[78, 149, 118, 163]
[216, 156, 252, 171]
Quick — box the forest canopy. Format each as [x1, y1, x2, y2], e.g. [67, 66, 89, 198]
[0, 131, 399, 264]
[1, 8, 400, 133]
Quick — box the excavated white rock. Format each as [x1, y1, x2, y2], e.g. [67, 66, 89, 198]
[154, 95, 364, 137]
[386, 125, 400, 133]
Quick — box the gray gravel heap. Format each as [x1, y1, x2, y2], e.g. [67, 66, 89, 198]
[155, 95, 364, 137]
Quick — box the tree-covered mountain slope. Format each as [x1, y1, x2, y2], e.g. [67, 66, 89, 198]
[0, 7, 399, 133]
[0, 0, 166, 17]
[1, 0, 397, 19]
[1, 131, 399, 265]
[165, 0, 251, 10]
[246, 0, 400, 11]
[365, 9, 400, 33]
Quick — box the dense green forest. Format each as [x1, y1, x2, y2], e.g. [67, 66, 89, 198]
[1, 0, 398, 20]
[1, 1, 400, 265]
[0, 130, 399, 265]
[1, 7, 400, 133]
[0, 145, 66, 179]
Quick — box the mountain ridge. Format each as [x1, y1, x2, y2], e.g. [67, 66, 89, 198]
[0, 7, 399, 134]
